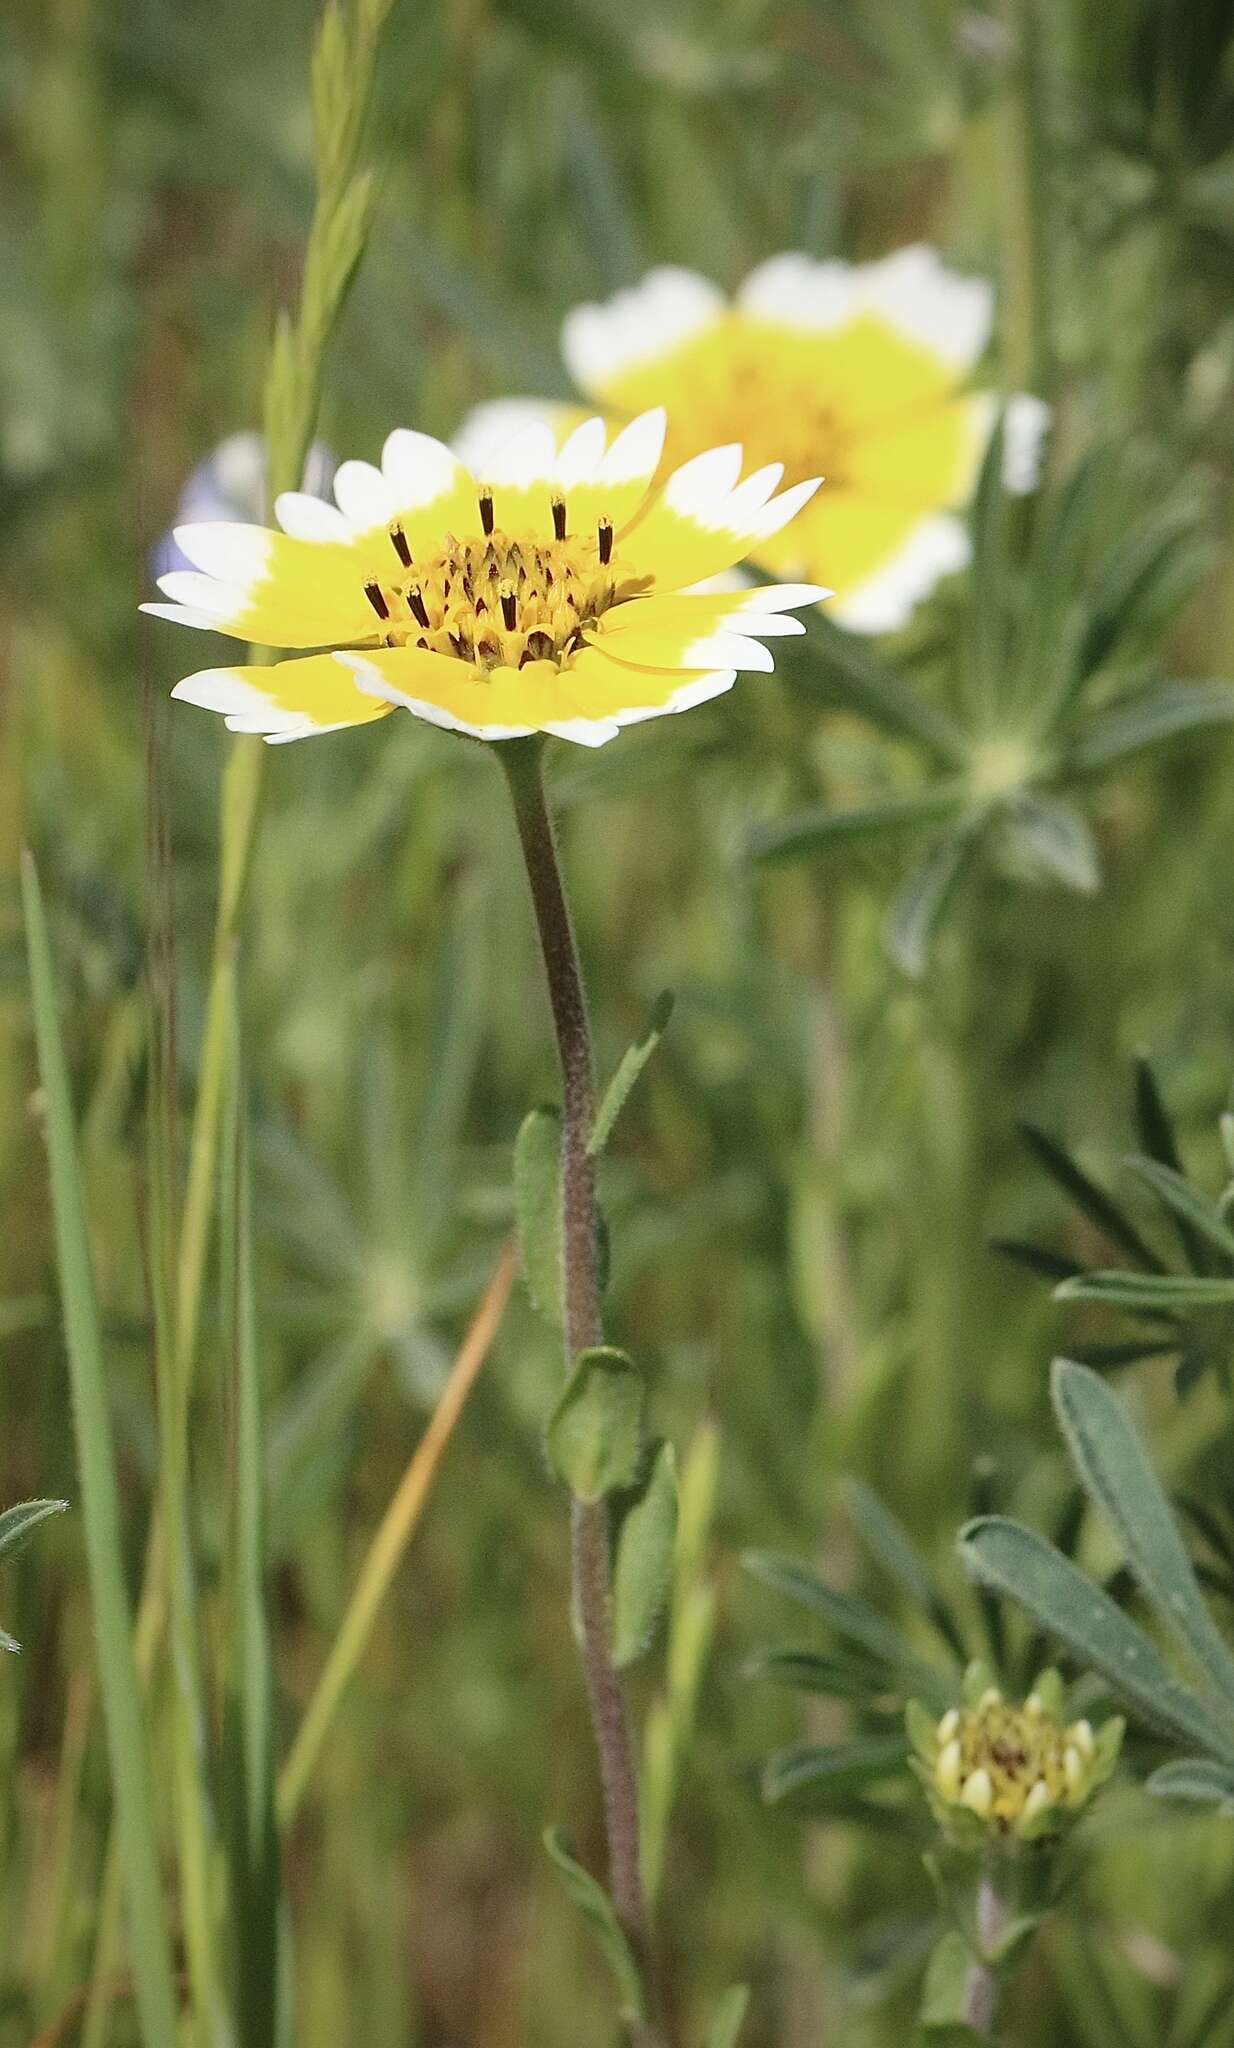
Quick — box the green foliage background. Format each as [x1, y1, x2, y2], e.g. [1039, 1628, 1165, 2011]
[4, 0, 1234, 2042]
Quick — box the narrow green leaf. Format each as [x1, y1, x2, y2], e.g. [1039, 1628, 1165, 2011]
[1018, 1122, 1164, 1270]
[21, 851, 181, 2047]
[746, 785, 966, 867]
[1122, 1155, 1234, 1265]
[989, 1237, 1084, 1283]
[546, 1347, 644, 1504]
[1145, 1758, 1234, 1814]
[843, 1477, 966, 1665]
[744, 1646, 891, 1699]
[1069, 681, 1234, 773]
[790, 612, 969, 763]
[705, 1986, 750, 2048]
[514, 1106, 562, 1325]
[965, 409, 1010, 721]
[1077, 508, 1211, 681]
[884, 827, 979, 978]
[958, 1515, 1234, 1762]
[0, 1498, 68, 1653]
[612, 1440, 678, 1668]
[0, 1497, 69, 1560]
[589, 991, 673, 1155]
[744, 1549, 952, 1707]
[1132, 1061, 1208, 1272]
[1051, 1360, 1234, 1726]
[542, 1829, 646, 2023]
[1056, 1271, 1234, 1309]
[761, 1733, 909, 1804]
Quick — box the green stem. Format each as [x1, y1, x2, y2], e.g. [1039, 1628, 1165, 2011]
[963, 1866, 1008, 2038]
[499, 740, 659, 2032]
[1000, 0, 1052, 397]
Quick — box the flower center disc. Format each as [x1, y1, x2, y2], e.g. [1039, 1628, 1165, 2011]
[363, 523, 638, 673]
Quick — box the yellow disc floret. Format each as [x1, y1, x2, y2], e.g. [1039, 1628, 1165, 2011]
[360, 510, 647, 675]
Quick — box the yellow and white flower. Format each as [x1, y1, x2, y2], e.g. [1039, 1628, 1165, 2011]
[144, 410, 825, 748]
[456, 247, 1050, 635]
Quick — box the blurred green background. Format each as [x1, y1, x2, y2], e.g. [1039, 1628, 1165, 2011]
[5, 0, 1234, 2043]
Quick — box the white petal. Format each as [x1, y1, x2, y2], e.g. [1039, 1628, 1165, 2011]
[731, 613, 806, 636]
[141, 601, 224, 631]
[1003, 393, 1051, 492]
[830, 513, 971, 634]
[857, 245, 995, 370]
[737, 253, 859, 331]
[716, 463, 784, 529]
[555, 417, 608, 489]
[382, 428, 471, 506]
[333, 459, 398, 527]
[664, 445, 746, 523]
[171, 668, 308, 736]
[173, 522, 271, 583]
[749, 476, 823, 540]
[561, 268, 725, 392]
[481, 420, 558, 489]
[450, 402, 567, 477]
[155, 570, 245, 616]
[732, 581, 830, 612]
[275, 492, 354, 542]
[679, 632, 775, 672]
[541, 717, 622, 747]
[597, 408, 666, 486]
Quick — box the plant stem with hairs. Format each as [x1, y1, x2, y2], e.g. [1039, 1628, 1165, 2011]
[964, 1865, 1008, 2038]
[500, 738, 660, 2040]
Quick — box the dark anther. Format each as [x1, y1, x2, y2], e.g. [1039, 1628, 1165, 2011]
[390, 524, 413, 568]
[500, 586, 518, 631]
[364, 580, 390, 620]
[407, 584, 430, 629]
[597, 516, 613, 566]
[478, 489, 495, 536]
[552, 494, 567, 541]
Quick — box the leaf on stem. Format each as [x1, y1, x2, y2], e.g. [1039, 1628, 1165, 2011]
[589, 991, 674, 1156]
[514, 1106, 563, 1325]
[546, 1347, 644, 1503]
[612, 1440, 678, 1668]
[542, 1829, 646, 2024]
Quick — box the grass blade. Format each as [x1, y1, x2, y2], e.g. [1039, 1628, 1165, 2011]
[221, 1048, 281, 2047]
[21, 849, 181, 2048]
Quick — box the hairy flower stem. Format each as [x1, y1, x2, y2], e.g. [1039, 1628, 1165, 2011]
[500, 739, 658, 2029]
[963, 1866, 1007, 2038]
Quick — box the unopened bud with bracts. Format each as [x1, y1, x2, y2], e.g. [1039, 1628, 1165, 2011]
[906, 1662, 1123, 1849]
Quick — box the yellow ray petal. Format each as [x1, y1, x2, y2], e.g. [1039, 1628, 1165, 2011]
[155, 526, 377, 648]
[757, 491, 970, 633]
[619, 450, 819, 592]
[600, 584, 825, 643]
[171, 655, 396, 742]
[843, 394, 987, 508]
[335, 647, 539, 742]
[561, 643, 737, 729]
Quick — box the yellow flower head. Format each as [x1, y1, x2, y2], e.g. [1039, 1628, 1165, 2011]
[143, 410, 825, 748]
[908, 1667, 1123, 1848]
[458, 248, 1049, 635]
